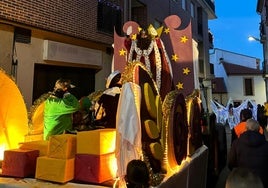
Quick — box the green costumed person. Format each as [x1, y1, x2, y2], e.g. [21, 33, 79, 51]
[43, 78, 80, 140]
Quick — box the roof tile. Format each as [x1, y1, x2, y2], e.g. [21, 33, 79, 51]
[222, 61, 262, 75]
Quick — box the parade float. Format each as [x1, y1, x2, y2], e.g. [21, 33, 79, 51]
[0, 15, 209, 187]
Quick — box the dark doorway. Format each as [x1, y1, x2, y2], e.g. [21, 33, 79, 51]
[32, 64, 95, 103]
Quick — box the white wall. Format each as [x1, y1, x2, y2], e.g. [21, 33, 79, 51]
[16, 38, 41, 108]
[210, 48, 266, 105]
[226, 75, 266, 105]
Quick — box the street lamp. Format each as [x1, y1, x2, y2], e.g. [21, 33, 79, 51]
[248, 35, 268, 101]
[248, 35, 264, 43]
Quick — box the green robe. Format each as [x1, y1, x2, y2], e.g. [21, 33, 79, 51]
[44, 93, 80, 140]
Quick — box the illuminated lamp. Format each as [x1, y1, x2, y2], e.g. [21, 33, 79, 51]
[0, 68, 28, 160]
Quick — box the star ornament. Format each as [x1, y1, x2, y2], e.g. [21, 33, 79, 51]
[119, 48, 126, 56]
[180, 35, 188, 43]
[183, 67, 191, 75]
[176, 82, 183, 90]
[164, 27, 170, 34]
[171, 54, 179, 62]
[131, 34, 137, 40]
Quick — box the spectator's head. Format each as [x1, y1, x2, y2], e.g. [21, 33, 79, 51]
[105, 70, 121, 89]
[126, 159, 150, 188]
[225, 167, 263, 188]
[240, 109, 252, 122]
[246, 119, 260, 132]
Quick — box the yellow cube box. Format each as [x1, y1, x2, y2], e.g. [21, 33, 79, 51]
[19, 140, 49, 156]
[48, 134, 77, 159]
[77, 129, 116, 155]
[35, 156, 74, 183]
[24, 134, 44, 142]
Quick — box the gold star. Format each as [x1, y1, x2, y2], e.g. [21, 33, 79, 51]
[131, 34, 137, 40]
[176, 82, 183, 90]
[164, 27, 170, 34]
[138, 27, 143, 32]
[172, 54, 179, 62]
[180, 35, 188, 43]
[119, 48, 126, 56]
[183, 67, 191, 75]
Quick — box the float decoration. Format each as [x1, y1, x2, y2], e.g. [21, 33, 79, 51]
[0, 68, 28, 159]
[162, 90, 188, 174]
[113, 15, 202, 187]
[28, 92, 50, 135]
[186, 89, 203, 156]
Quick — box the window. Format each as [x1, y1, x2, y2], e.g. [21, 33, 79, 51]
[182, 0, 186, 10]
[14, 27, 31, 44]
[199, 59, 204, 74]
[197, 7, 203, 35]
[97, 0, 122, 34]
[244, 78, 254, 96]
[190, 2, 195, 17]
[210, 63, 214, 74]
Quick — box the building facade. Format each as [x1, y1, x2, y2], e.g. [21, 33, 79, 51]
[210, 48, 265, 105]
[0, 0, 215, 109]
[257, 0, 268, 101]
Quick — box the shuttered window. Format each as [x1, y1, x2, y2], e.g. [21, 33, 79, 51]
[97, 0, 122, 35]
[244, 78, 254, 96]
[14, 27, 31, 44]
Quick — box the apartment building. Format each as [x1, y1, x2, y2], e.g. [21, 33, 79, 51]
[257, 0, 268, 102]
[0, 0, 215, 109]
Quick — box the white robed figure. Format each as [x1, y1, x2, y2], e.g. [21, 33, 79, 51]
[211, 98, 257, 129]
[114, 82, 143, 187]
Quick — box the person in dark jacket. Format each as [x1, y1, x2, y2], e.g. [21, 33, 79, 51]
[228, 119, 268, 188]
[231, 109, 263, 143]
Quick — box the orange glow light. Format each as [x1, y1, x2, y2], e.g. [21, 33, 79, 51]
[0, 69, 28, 159]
